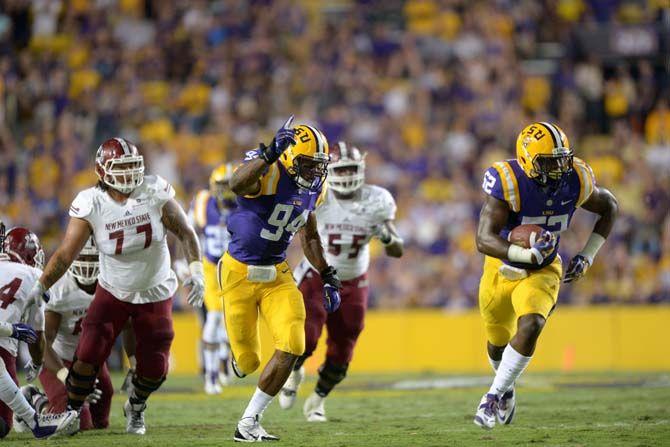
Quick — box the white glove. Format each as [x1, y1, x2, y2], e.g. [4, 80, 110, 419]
[86, 379, 103, 404]
[25, 360, 42, 383]
[28, 281, 49, 304]
[184, 261, 205, 307]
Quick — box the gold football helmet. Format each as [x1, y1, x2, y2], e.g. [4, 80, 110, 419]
[516, 122, 573, 187]
[279, 124, 329, 191]
[209, 163, 235, 204]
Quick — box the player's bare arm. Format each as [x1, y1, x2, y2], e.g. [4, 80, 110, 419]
[230, 158, 265, 196]
[580, 186, 618, 238]
[161, 197, 205, 307]
[43, 311, 67, 377]
[381, 220, 403, 258]
[28, 331, 45, 368]
[564, 186, 618, 283]
[39, 218, 92, 290]
[161, 198, 201, 263]
[476, 195, 513, 259]
[299, 213, 329, 273]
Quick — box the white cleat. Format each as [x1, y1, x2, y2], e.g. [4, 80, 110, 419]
[473, 393, 499, 430]
[30, 410, 80, 439]
[278, 367, 304, 410]
[233, 415, 279, 442]
[123, 400, 147, 435]
[497, 387, 516, 425]
[205, 380, 223, 395]
[303, 393, 327, 422]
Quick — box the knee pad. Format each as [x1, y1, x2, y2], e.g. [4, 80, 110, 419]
[202, 311, 223, 344]
[236, 352, 260, 375]
[284, 321, 306, 356]
[485, 324, 513, 347]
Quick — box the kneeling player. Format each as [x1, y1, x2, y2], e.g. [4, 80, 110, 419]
[0, 225, 78, 438]
[473, 123, 617, 428]
[279, 142, 403, 421]
[39, 236, 113, 430]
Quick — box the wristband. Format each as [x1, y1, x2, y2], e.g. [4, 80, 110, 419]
[507, 245, 536, 264]
[189, 261, 204, 278]
[57, 368, 68, 384]
[578, 233, 606, 265]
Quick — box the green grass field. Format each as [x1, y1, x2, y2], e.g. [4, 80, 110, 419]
[3, 372, 669, 446]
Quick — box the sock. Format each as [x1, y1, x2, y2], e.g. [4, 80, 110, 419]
[203, 349, 218, 380]
[489, 345, 531, 397]
[488, 355, 501, 372]
[241, 387, 273, 421]
[0, 370, 35, 428]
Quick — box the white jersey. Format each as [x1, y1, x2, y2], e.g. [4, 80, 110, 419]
[69, 175, 178, 304]
[299, 184, 397, 281]
[0, 261, 45, 356]
[46, 272, 94, 361]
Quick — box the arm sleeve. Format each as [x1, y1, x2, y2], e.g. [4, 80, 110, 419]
[28, 300, 45, 332]
[69, 190, 94, 221]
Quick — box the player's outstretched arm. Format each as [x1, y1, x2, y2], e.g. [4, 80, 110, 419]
[38, 217, 92, 292]
[564, 186, 618, 283]
[161, 198, 205, 307]
[378, 220, 403, 258]
[43, 311, 67, 379]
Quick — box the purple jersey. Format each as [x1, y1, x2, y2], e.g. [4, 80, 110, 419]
[227, 150, 324, 265]
[482, 158, 596, 269]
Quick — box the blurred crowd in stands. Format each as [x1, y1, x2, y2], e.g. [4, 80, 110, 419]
[0, 0, 668, 309]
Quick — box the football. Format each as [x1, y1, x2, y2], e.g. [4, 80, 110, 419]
[508, 224, 545, 248]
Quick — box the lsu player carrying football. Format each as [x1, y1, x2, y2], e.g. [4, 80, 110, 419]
[473, 123, 618, 429]
[279, 141, 403, 421]
[188, 164, 236, 394]
[224, 117, 341, 442]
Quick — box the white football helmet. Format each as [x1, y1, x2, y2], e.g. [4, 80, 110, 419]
[70, 236, 99, 285]
[95, 137, 145, 194]
[327, 141, 366, 194]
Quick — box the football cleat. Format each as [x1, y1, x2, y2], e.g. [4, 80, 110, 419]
[278, 366, 304, 410]
[123, 400, 147, 435]
[205, 373, 223, 395]
[303, 393, 327, 422]
[473, 393, 499, 430]
[30, 410, 79, 439]
[497, 387, 516, 425]
[233, 415, 279, 442]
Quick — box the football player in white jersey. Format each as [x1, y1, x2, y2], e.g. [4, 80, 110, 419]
[0, 224, 78, 438]
[26, 138, 205, 435]
[279, 142, 403, 421]
[37, 236, 113, 430]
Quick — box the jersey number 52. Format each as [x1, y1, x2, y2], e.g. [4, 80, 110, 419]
[260, 204, 308, 241]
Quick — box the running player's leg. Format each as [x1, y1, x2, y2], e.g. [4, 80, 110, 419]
[279, 269, 326, 410]
[70, 285, 129, 413]
[88, 362, 113, 429]
[39, 361, 93, 430]
[203, 258, 224, 393]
